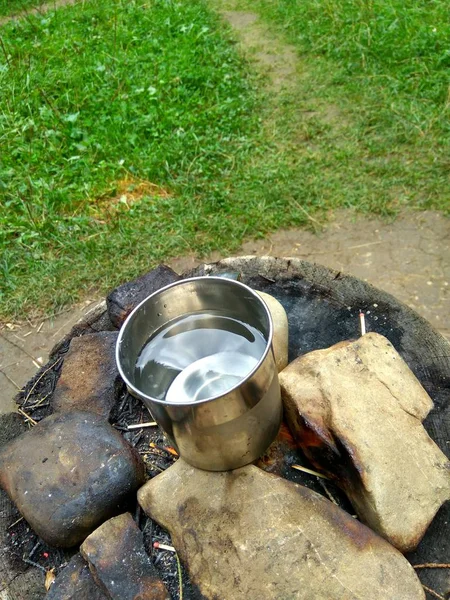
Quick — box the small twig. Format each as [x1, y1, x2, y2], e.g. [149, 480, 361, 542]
[348, 241, 383, 250]
[18, 408, 38, 426]
[149, 442, 179, 456]
[21, 557, 46, 573]
[8, 516, 24, 529]
[422, 585, 446, 600]
[318, 480, 339, 505]
[294, 201, 322, 228]
[359, 312, 366, 336]
[27, 393, 51, 410]
[127, 422, 157, 430]
[414, 564, 450, 570]
[176, 552, 183, 600]
[144, 461, 165, 472]
[292, 464, 330, 480]
[29, 541, 41, 559]
[23, 357, 62, 406]
[37, 322, 44, 333]
[153, 542, 176, 552]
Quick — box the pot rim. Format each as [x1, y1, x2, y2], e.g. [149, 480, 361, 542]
[115, 275, 274, 406]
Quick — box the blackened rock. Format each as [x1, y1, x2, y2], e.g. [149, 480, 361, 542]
[50, 301, 116, 359]
[80, 513, 170, 600]
[46, 554, 108, 599]
[0, 411, 145, 547]
[107, 265, 181, 328]
[0, 413, 27, 448]
[52, 332, 119, 419]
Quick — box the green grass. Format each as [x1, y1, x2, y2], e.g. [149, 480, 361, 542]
[0, 0, 305, 319]
[0, 0, 45, 17]
[247, 0, 450, 209]
[254, 0, 450, 132]
[1, 0, 449, 320]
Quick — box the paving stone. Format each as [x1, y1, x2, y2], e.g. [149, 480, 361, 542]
[80, 513, 170, 600]
[0, 411, 145, 547]
[138, 459, 425, 600]
[107, 265, 181, 329]
[52, 332, 120, 418]
[46, 554, 108, 600]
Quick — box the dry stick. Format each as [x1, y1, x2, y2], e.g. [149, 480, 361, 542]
[294, 201, 322, 229]
[153, 542, 176, 552]
[291, 464, 330, 480]
[23, 357, 62, 406]
[27, 392, 51, 410]
[318, 479, 339, 505]
[8, 516, 24, 529]
[359, 312, 366, 336]
[18, 408, 38, 426]
[127, 422, 157, 430]
[422, 585, 446, 600]
[414, 564, 450, 570]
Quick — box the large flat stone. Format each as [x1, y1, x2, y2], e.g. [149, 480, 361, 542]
[80, 513, 169, 600]
[280, 332, 450, 552]
[0, 411, 145, 547]
[107, 264, 181, 328]
[52, 332, 119, 418]
[47, 554, 108, 600]
[138, 459, 424, 600]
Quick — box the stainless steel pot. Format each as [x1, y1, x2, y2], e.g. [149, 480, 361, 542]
[116, 276, 282, 471]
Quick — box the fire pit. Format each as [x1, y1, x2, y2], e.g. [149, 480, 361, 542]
[0, 257, 448, 599]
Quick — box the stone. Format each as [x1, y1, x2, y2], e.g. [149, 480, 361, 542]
[0, 413, 27, 448]
[138, 459, 424, 600]
[52, 332, 120, 418]
[2, 567, 45, 600]
[107, 264, 181, 329]
[256, 291, 288, 372]
[279, 332, 450, 553]
[80, 513, 170, 600]
[0, 411, 145, 547]
[50, 301, 116, 359]
[47, 554, 108, 600]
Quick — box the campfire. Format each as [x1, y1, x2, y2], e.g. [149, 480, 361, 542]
[1, 257, 449, 600]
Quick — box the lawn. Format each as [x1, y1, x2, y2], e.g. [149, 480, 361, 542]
[0, 0, 274, 319]
[247, 0, 450, 211]
[1, 0, 449, 320]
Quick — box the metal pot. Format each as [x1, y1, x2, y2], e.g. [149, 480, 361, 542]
[116, 276, 282, 471]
